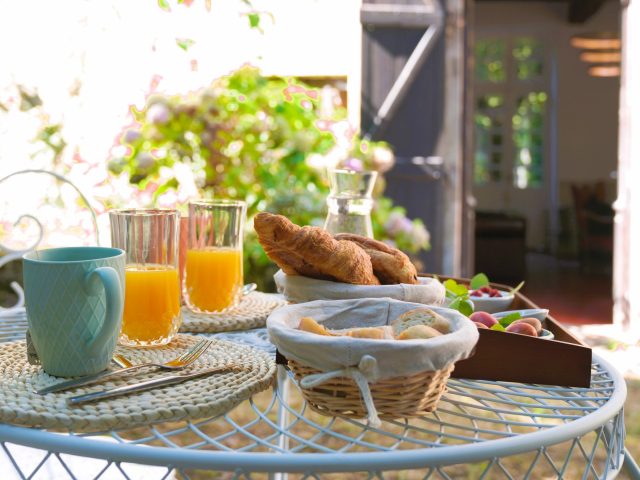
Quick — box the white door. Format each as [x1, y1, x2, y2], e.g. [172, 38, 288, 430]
[473, 34, 554, 251]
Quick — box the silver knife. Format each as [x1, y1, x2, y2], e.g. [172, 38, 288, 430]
[37, 365, 147, 395]
[66, 365, 240, 405]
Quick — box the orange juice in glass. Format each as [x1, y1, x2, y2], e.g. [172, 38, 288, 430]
[184, 200, 246, 313]
[110, 209, 182, 346]
[122, 264, 181, 343]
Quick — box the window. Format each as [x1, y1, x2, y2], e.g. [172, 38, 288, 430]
[474, 36, 548, 189]
[475, 94, 504, 183]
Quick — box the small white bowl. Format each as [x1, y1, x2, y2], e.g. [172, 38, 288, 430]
[538, 328, 554, 340]
[494, 308, 549, 322]
[470, 290, 514, 314]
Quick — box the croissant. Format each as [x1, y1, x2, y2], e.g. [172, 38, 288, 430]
[254, 213, 380, 285]
[334, 233, 419, 285]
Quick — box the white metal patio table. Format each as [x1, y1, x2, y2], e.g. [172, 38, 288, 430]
[0, 318, 637, 479]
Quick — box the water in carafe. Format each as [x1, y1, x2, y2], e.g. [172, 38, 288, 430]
[323, 168, 378, 238]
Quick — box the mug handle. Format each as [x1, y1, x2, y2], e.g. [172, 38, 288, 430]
[84, 266, 123, 354]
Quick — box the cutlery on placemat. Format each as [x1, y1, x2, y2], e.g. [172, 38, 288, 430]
[242, 283, 257, 296]
[67, 364, 241, 405]
[36, 339, 213, 395]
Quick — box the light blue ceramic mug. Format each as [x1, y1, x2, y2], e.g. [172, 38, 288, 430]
[23, 247, 125, 377]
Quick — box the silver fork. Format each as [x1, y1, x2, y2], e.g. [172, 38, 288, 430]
[37, 339, 213, 394]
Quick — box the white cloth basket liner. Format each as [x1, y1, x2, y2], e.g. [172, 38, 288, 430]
[267, 298, 479, 379]
[274, 270, 446, 305]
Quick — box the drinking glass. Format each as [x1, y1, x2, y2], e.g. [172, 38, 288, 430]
[184, 200, 246, 313]
[109, 209, 182, 346]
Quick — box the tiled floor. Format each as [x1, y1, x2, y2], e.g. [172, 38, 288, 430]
[502, 253, 640, 379]
[521, 252, 613, 325]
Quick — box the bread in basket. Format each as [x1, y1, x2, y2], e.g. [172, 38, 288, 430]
[267, 298, 479, 427]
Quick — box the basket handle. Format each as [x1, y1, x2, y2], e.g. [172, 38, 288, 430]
[299, 355, 382, 428]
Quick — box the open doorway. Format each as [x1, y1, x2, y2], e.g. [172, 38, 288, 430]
[472, 0, 620, 325]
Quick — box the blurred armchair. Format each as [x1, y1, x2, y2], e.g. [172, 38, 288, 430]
[474, 211, 527, 284]
[570, 181, 614, 271]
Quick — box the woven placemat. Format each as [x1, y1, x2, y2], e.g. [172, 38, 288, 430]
[0, 334, 275, 432]
[180, 291, 287, 333]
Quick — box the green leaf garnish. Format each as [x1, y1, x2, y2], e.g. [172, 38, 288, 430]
[498, 312, 522, 327]
[444, 279, 469, 297]
[176, 38, 196, 52]
[490, 323, 506, 331]
[447, 297, 461, 310]
[443, 279, 457, 293]
[470, 273, 490, 290]
[459, 300, 474, 317]
[248, 12, 261, 28]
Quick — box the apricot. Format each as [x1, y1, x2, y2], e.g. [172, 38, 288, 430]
[470, 311, 498, 328]
[505, 322, 538, 336]
[512, 317, 542, 334]
[474, 321, 488, 329]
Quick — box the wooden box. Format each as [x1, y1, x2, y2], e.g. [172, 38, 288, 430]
[451, 280, 592, 388]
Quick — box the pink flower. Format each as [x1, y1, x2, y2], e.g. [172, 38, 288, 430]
[136, 153, 154, 169]
[146, 103, 170, 125]
[372, 146, 395, 173]
[385, 212, 413, 235]
[409, 222, 430, 250]
[123, 129, 141, 143]
[344, 157, 363, 172]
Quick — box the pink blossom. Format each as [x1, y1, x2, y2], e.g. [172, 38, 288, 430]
[344, 157, 363, 172]
[409, 222, 430, 250]
[146, 103, 170, 125]
[385, 212, 413, 235]
[123, 129, 141, 143]
[372, 146, 395, 173]
[136, 153, 154, 169]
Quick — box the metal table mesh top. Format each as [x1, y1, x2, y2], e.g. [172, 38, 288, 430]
[0, 314, 631, 479]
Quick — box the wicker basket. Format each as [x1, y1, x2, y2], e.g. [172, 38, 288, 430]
[288, 359, 455, 420]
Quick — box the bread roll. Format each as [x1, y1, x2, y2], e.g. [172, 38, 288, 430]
[298, 317, 334, 336]
[392, 308, 451, 336]
[343, 327, 389, 340]
[396, 324, 443, 340]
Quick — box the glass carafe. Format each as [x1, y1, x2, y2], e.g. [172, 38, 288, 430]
[324, 168, 378, 238]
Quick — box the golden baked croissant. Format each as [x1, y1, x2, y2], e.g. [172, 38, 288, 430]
[254, 213, 380, 285]
[334, 233, 418, 285]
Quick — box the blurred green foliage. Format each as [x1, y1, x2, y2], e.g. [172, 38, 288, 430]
[109, 67, 430, 291]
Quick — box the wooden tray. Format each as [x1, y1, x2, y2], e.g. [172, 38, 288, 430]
[444, 278, 593, 388]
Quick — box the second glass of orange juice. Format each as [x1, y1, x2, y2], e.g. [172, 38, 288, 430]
[184, 200, 246, 313]
[110, 209, 182, 346]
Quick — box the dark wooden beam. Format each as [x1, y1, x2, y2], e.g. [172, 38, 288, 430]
[474, 0, 608, 24]
[475, 0, 565, 2]
[568, 0, 607, 23]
